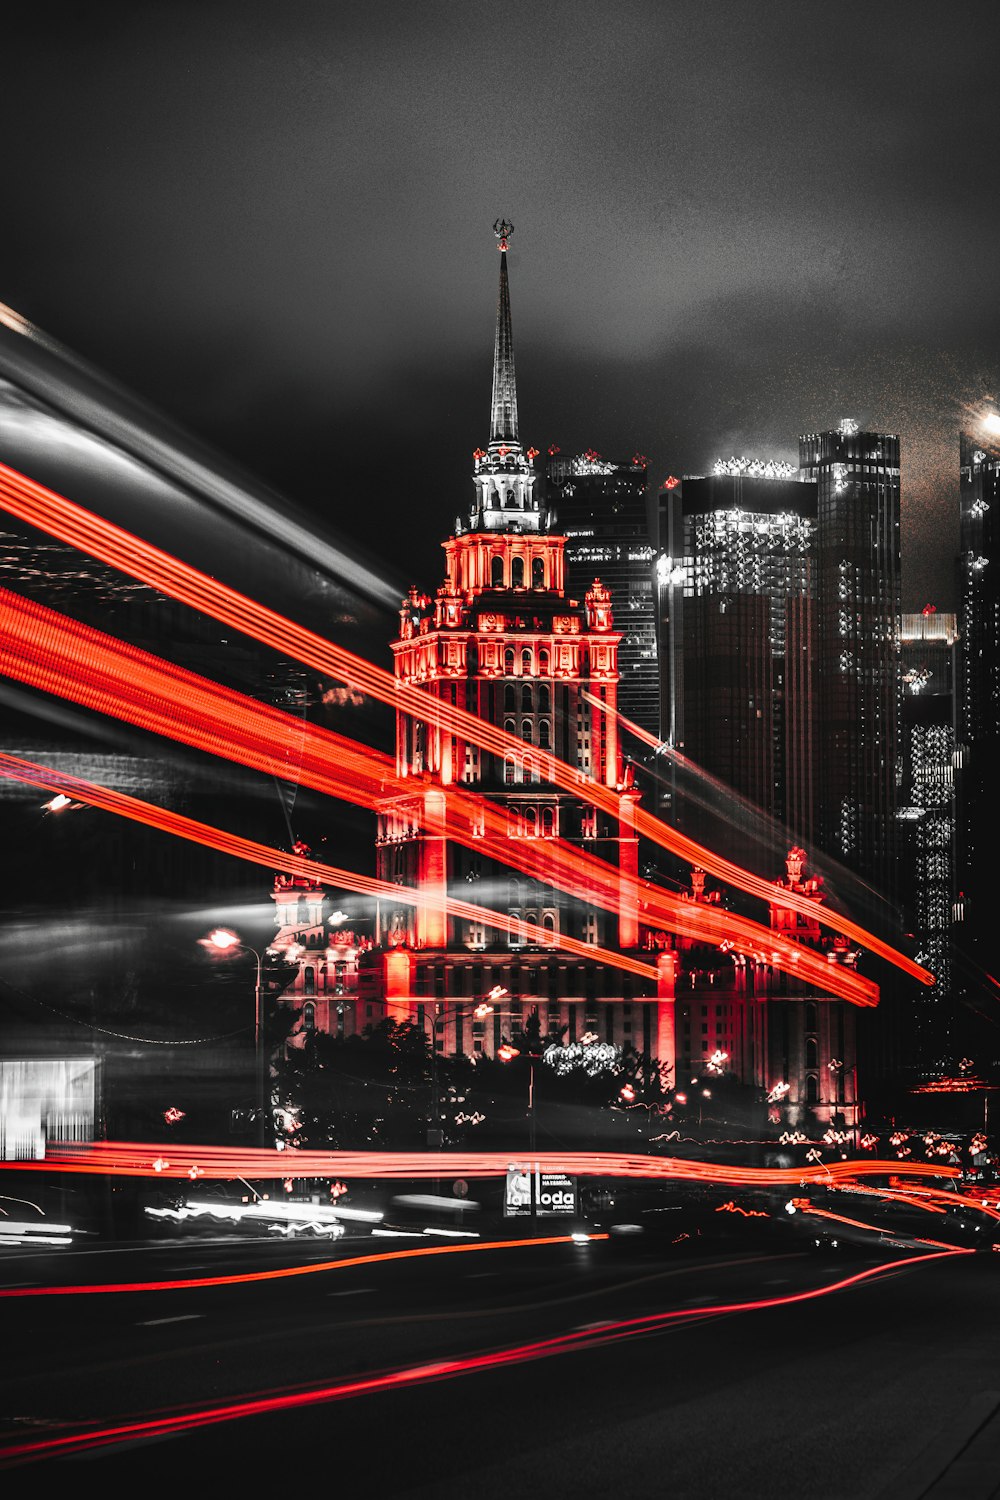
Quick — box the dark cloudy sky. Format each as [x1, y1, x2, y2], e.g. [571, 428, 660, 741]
[2, 0, 999, 612]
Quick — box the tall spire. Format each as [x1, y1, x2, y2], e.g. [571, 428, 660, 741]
[467, 219, 546, 534]
[490, 218, 518, 447]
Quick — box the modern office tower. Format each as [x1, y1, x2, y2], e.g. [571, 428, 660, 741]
[957, 430, 1000, 982]
[799, 422, 902, 900]
[658, 460, 818, 865]
[544, 452, 658, 737]
[898, 609, 959, 1070]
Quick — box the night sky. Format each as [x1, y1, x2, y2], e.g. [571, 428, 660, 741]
[3, 1, 1000, 612]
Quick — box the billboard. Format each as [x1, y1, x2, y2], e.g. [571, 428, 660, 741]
[504, 1163, 577, 1217]
[0, 1058, 98, 1160]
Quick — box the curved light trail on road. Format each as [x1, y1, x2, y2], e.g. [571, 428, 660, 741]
[0, 1247, 969, 1468]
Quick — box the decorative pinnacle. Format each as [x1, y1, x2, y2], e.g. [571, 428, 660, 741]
[493, 218, 514, 251]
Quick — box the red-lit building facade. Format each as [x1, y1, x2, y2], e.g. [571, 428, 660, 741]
[288, 224, 862, 1131]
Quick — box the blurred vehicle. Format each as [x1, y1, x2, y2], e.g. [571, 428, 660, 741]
[381, 1193, 482, 1238]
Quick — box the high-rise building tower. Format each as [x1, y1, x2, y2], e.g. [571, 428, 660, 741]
[957, 429, 1000, 981]
[799, 422, 901, 899]
[658, 459, 818, 866]
[898, 609, 959, 1071]
[544, 453, 658, 736]
[361, 222, 666, 1063]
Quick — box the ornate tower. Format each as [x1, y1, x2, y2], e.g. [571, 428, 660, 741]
[366, 223, 655, 1061]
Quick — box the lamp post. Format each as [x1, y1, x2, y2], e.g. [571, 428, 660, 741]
[205, 928, 269, 1150]
[415, 988, 509, 1146]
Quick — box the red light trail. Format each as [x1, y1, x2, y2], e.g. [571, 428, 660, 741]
[0, 461, 932, 989]
[0, 1233, 607, 1298]
[3, 1140, 960, 1187]
[0, 1246, 969, 1468]
[0, 751, 658, 983]
[0, 580, 883, 1006]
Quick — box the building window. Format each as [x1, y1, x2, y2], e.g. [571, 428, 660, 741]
[492, 556, 504, 588]
[521, 683, 533, 712]
[538, 720, 551, 749]
[504, 717, 516, 737]
[541, 806, 555, 837]
[511, 556, 525, 588]
[522, 756, 536, 783]
[806, 1074, 819, 1104]
[504, 647, 515, 674]
[539, 648, 550, 674]
[538, 684, 550, 713]
[532, 557, 545, 588]
[521, 720, 533, 743]
[521, 648, 532, 674]
[504, 755, 517, 785]
[523, 807, 538, 838]
[303, 1002, 316, 1032]
[504, 684, 516, 712]
[304, 967, 316, 996]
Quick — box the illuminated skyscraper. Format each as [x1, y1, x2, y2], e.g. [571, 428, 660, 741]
[799, 422, 901, 899]
[544, 453, 658, 737]
[956, 428, 1000, 988]
[658, 460, 817, 866]
[898, 609, 958, 1068]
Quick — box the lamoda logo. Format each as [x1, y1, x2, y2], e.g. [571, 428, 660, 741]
[504, 1166, 577, 1216]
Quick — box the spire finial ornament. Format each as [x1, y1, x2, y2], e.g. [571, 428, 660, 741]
[493, 218, 514, 252]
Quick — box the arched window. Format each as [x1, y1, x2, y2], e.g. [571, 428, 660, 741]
[538, 684, 550, 713]
[504, 647, 515, 674]
[805, 1001, 818, 1034]
[508, 879, 522, 908]
[806, 1074, 819, 1104]
[543, 911, 556, 942]
[521, 720, 533, 743]
[806, 1037, 818, 1069]
[508, 911, 525, 946]
[511, 556, 525, 588]
[504, 755, 517, 785]
[538, 720, 551, 749]
[303, 1001, 316, 1031]
[522, 756, 536, 783]
[491, 555, 504, 588]
[521, 684, 533, 712]
[541, 806, 555, 836]
[504, 684, 516, 712]
[524, 808, 538, 838]
[304, 967, 316, 996]
[532, 557, 545, 589]
[521, 648, 532, 674]
[539, 648, 550, 674]
[504, 717, 516, 736]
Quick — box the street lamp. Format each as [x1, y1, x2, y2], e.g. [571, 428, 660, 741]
[204, 928, 270, 1149]
[415, 988, 510, 1145]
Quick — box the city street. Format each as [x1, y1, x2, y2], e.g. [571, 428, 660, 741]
[1, 1227, 997, 1494]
